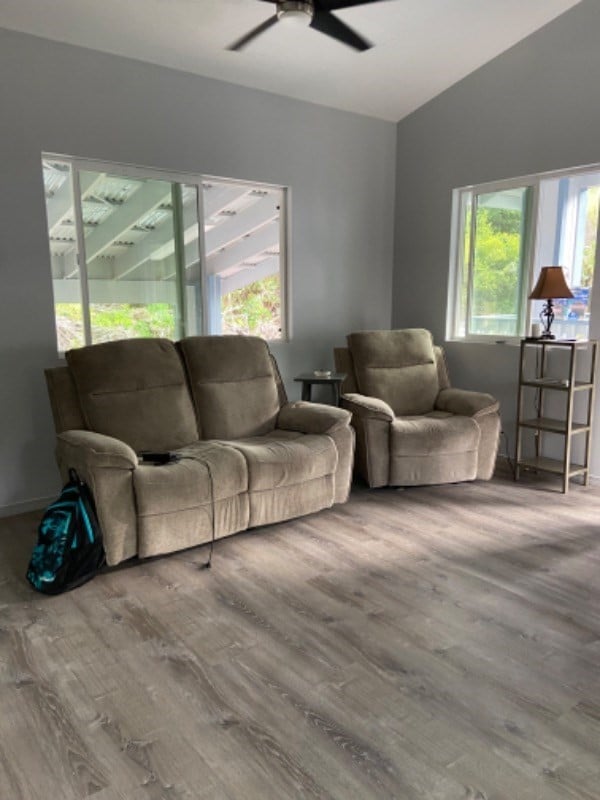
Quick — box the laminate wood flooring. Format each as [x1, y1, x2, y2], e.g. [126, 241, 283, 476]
[1, 468, 600, 799]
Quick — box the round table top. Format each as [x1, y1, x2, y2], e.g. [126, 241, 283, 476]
[293, 372, 346, 383]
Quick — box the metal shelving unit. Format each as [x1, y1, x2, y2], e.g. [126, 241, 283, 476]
[515, 338, 597, 493]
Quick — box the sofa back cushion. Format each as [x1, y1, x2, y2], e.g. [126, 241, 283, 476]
[45, 366, 87, 433]
[179, 336, 280, 440]
[348, 329, 439, 415]
[333, 347, 359, 394]
[66, 338, 199, 452]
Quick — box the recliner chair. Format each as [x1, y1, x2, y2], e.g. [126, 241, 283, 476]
[334, 329, 500, 487]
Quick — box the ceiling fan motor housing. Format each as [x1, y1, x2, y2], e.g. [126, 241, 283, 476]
[276, 1, 314, 25]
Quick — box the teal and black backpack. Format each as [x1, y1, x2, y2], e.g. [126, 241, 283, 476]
[26, 469, 105, 594]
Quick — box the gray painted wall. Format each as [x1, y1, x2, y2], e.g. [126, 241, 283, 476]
[393, 0, 600, 475]
[0, 28, 396, 514]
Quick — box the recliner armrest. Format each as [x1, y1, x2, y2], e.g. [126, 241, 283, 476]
[435, 388, 499, 418]
[277, 401, 351, 435]
[56, 430, 139, 470]
[341, 393, 395, 422]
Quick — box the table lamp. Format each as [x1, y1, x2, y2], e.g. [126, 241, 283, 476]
[528, 266, 574, 339]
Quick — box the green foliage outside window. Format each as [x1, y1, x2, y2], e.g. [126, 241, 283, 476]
[55, 304, 85, 351]
[582, 186, 599, 288]
[55, 302, 175, 350]
[55, 275, 282, 351]
[91, 303, 175, 339]
[472, 207, 522, 317]
[221, 275, 281, 339]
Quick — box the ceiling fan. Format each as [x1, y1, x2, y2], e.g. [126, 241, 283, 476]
[228, 1, 385, 52]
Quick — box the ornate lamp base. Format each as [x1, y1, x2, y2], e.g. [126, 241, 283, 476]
[539, 299, 555, 339]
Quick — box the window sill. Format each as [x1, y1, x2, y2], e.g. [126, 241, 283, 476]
[445, 336, 522, 346]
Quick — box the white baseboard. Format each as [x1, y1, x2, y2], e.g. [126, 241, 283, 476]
[0, 496, 54, 519]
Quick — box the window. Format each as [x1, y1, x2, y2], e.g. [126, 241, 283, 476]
[200, 178, 285, 338]
[42, 156, 288, 352]
[448, 165, 600, 341]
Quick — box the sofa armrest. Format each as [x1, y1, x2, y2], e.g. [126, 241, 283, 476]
[56, 430, 138, 472]
[55, 430, 139, 567]
[435, 388, 499, 418]
[341, 393, 395, 422]
[277, 401, 351, 435]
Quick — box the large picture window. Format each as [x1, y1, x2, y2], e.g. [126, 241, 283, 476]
[448, 165, 600, 341]
[42, 156, 288, 352]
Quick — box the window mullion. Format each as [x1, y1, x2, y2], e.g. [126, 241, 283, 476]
[71, 167, 92, 346]
[279, 187, 289, 340]
[519, 183, 539, 337]
[171, 183, 187, 340]
[464, 192, 478, 338]
[195, 181, 209, 335]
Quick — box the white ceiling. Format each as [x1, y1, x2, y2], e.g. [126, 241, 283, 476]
[0, 0, 581, 121]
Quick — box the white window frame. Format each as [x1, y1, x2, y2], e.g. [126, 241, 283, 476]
[197, 173, 290, 340]
[447, 175, 539, 343]
[447, 162, 600, 343]
[43, 153, 290, 350]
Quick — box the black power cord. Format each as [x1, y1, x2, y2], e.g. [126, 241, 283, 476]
[200, 457, 215, 569]
[499, 428, 516, 478]
[175, 453, 216, 570]
[137, 450, 217, 569]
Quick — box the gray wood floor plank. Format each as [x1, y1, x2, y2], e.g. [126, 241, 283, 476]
[2, 471, 600, 798]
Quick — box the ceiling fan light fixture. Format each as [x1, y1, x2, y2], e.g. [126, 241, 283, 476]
[276, 1, 314, 26]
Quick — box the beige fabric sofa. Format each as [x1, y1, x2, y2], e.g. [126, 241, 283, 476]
[334, 329, 500, 488]
[45, 336, 354, 566]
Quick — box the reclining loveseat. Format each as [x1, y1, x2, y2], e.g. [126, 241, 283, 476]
[45, 335, 354, 566]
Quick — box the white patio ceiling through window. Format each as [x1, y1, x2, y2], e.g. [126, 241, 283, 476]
[43, 159, 282, 306]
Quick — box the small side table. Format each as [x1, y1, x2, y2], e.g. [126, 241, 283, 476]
[294, 373, 346, 406]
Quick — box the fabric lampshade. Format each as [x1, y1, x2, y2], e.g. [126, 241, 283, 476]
[529, 266, 574, 300]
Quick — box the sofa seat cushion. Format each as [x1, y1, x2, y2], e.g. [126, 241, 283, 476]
[133, 442, 249, 559]
[134, 442, 248, 516]
[224, 430, 338, 492]
[66, 338, 199, 452]
[391, 414, 480, 457]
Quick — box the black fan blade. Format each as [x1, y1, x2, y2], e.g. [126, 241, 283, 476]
[227, 15, 279, 51]
[322, 0, 385, 9]
[311, 7, 372, 50]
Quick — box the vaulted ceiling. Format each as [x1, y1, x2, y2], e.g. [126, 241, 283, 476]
[0, 0, 582, 121]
